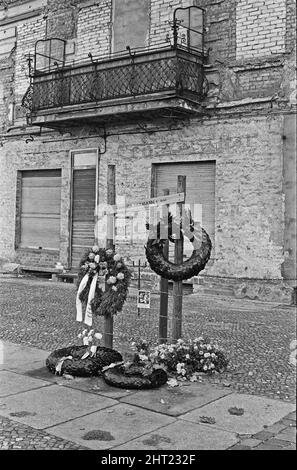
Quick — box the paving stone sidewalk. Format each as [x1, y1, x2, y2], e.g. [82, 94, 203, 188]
[0, 277, 296, 402]
[0, 341, 295, 451]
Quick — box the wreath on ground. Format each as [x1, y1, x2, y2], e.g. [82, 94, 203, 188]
[103, 363, 168, 389]
[46, 344, 123, 377]
[102, 338, 228, 389]
[145, 210, 212, 281]
[77, 246, 132, 317]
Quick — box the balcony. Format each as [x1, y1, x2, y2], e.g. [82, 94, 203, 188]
[28, 45, 205, 128]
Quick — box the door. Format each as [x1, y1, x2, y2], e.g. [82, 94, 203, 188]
[153, 161, 216, 260]
[70, 151, 98, 268]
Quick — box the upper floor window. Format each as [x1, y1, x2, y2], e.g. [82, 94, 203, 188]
[112, 0, 149, 53]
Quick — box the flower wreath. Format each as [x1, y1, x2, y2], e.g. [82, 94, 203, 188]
[145, 210, 212, 282]
[76, 246, 132, 324]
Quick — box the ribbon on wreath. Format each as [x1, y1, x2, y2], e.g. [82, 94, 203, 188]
[76, 273, 99, 326]
[76, 273, 107, 326]
[55, 355, 73, 375]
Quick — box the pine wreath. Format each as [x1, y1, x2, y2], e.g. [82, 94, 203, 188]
[145, 210, 212, 282]
[77, 246, 132, 317]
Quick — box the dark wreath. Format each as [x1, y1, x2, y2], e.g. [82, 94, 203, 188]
[145, 210, 212, 282]
[46, 345, 123, 377]
[103, 364, 168, 389]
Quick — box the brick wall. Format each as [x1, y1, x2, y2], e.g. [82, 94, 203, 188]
[15, 248, 60, 267]
[76, 1, 112, 60]
[149, 0, 193, 47]
[197, 0, 237, 63]
[14, 16, 46, 102]
[0, 57, 15, 131]
[236, 0, 286, 59]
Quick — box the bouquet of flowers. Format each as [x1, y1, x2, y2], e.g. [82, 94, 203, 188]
[77, 329, 103, 359]
[128, 337, 228, 382]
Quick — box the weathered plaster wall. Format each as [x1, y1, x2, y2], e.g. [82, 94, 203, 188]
[282, 114, 297, 282]
[0, 114, 285, 281]
[0, 0, 296, 302]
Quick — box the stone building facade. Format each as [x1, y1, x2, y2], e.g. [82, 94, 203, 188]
[0, 0, 296, 303]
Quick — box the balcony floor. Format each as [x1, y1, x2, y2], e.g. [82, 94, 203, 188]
[31, 94, 205, 128]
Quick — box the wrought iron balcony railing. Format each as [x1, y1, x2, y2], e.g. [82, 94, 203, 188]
[31, 46, 204, 109]
[22, 6, 206, 126]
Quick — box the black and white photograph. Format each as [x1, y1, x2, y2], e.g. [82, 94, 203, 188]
[0, 0, 296, 457]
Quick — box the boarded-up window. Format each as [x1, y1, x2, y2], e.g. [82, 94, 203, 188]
[20, 170, 61, 250]
[113, 0, 149, 52]
[154, 161, 216, 259]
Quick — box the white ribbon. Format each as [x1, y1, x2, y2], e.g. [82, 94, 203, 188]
[55, 355, 73, 375]
[84, 273, 98, 326]
[76, 273, 89, 322]
[76, 273, 99, 326]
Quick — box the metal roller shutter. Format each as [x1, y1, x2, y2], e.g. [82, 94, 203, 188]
[20, 170, 61, 250]
[71, 168, 96, 268]
[154, 161, 216, 259]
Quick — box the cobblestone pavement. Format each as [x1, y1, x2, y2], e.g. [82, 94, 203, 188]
[0, 276, 296, 404]
[229, 411, 296, 450]
[0, 415, 88, 450]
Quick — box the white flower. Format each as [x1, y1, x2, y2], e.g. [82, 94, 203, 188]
[113, 253, 121, 262]
[88, 252, 95, 260]
[92, 245, 99, 253]
[167, 378, 179, 387]
[116, 272, 124, 280]
[185, 354, 190, 359]
[199, 351, 203, 355]
[94, 333, 102, 340]
[112, 286, 118, 292]
[139, 354, 148, 361]
[160, 354, 165, 360]
[77, 333, 83, 339]
[94, 254, 100, 263]
[107, 276, 117, 284]
[90, 345, 97, 356]
[204, 352, 210, 358]
[203, 365, 208, 371]
[82, 329, 88, 335]
[210, 363, 215, 369]
[168, 346, 174, 353]
[207, 345, 212, 350]
[211, 353, 216, 358]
